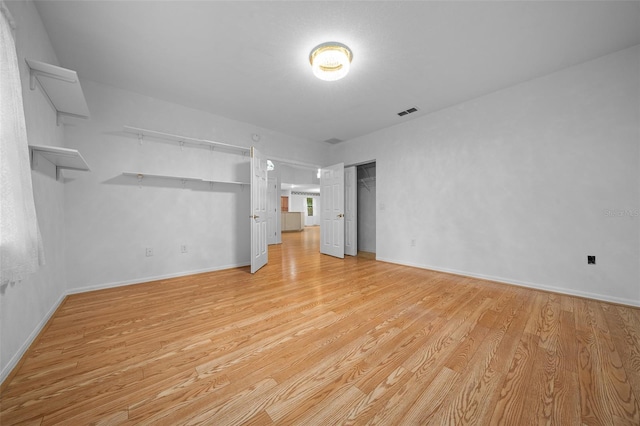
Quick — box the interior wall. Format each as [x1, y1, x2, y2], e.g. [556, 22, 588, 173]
[290, 193, 320, 226]
[331, 45, 640, 306]
[279, 163, 320, 185]
[357, 164, 376, 253]
[63, 80, 327, 293]
[0, 0, 67, 383]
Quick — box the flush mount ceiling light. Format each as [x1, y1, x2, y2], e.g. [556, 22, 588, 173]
[309, 41, 353, 81]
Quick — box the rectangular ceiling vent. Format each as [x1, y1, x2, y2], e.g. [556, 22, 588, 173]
[397, 106, 419, 117]
[324, 138, 343, 144]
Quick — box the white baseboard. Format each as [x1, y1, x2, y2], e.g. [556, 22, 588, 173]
[0, 292, 67, 385]
[66, 262, 251, 295]
[376, 257, 640, 308]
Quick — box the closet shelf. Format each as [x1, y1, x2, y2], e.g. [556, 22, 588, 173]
[123, 126, 250, 156]
[358, 176, 375, 192]
[122, 172, 248, 186]
[29, 145, 90, 181]
[26, 59, 90, 125]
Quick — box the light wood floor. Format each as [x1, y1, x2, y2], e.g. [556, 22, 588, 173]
[1, 227, 639, 425]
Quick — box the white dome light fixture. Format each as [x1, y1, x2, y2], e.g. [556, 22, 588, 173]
[309, 41, 353, 81]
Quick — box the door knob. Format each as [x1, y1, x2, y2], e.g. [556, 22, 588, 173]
[337, 213, 344, 218]
[250, 215, 259, 219]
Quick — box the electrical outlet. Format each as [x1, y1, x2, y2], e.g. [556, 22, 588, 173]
[588, 255, 596, 265]
[181, 245, 188, 253]
[146, 248, 153, 257]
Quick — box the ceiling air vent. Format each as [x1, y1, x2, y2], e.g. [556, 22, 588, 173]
[397, 106, 419, 117]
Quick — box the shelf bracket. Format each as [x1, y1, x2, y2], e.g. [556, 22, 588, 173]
[138, 133, 144, 146]
[30, 147, 37, 168]
[137, 173, 143, 189]
[30, 70, 37, 91]
[179, 141, 185, 151]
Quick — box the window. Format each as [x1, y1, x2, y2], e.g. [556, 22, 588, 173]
[306, 198, 314, 216]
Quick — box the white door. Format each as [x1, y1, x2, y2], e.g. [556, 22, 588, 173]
[267, 175, 278, 245]
[250, 147, 268, 273]
[320, 163, 344, 258]
[344, 166, 357, 256]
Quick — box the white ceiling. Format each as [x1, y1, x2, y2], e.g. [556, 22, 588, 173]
[34, 1, 640, 144]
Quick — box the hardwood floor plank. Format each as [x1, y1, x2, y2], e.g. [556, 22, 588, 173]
[591, 302, 640, 423]
[424, 297, 524, 425]
[574, 299, 640, 425]
[553, 363, 583, 425]
[607, 304, 640, 398]
[489, 332, 539, 425]
[178, 378, 278, 425]
[397, 367, 459, 424]
[273, 370, 368, 425]
[355, 319, 455, 424]
[520, 343, 557, 425]
[264, 327, 402, 422]
[342, 367, 408, 424]
[127, 372, 231, 422]
[1, 227, 639, 425]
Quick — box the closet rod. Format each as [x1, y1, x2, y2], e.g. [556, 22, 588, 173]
[123, 126, 249, 154]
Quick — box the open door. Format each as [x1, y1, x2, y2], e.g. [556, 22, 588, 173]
[250, 147, 268, 273]
[320, 163, 345, 258]
[344, 166, 357, 256]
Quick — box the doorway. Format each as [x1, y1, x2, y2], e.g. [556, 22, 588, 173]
[266, 159, 321, 248]
[357, 162, 376, 255]
[266, 159, 376, 263]
[319, 161, 376, 259]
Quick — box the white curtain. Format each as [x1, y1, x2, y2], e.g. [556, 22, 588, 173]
[1, 3, 44, 285]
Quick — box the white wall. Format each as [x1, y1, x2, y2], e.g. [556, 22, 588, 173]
[279, 163, 320, 186]
[1, 0, 67, 383]
[331, 45, 640, 306]
[63, 80, 327, 292]
[290, 193, 320, 226]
